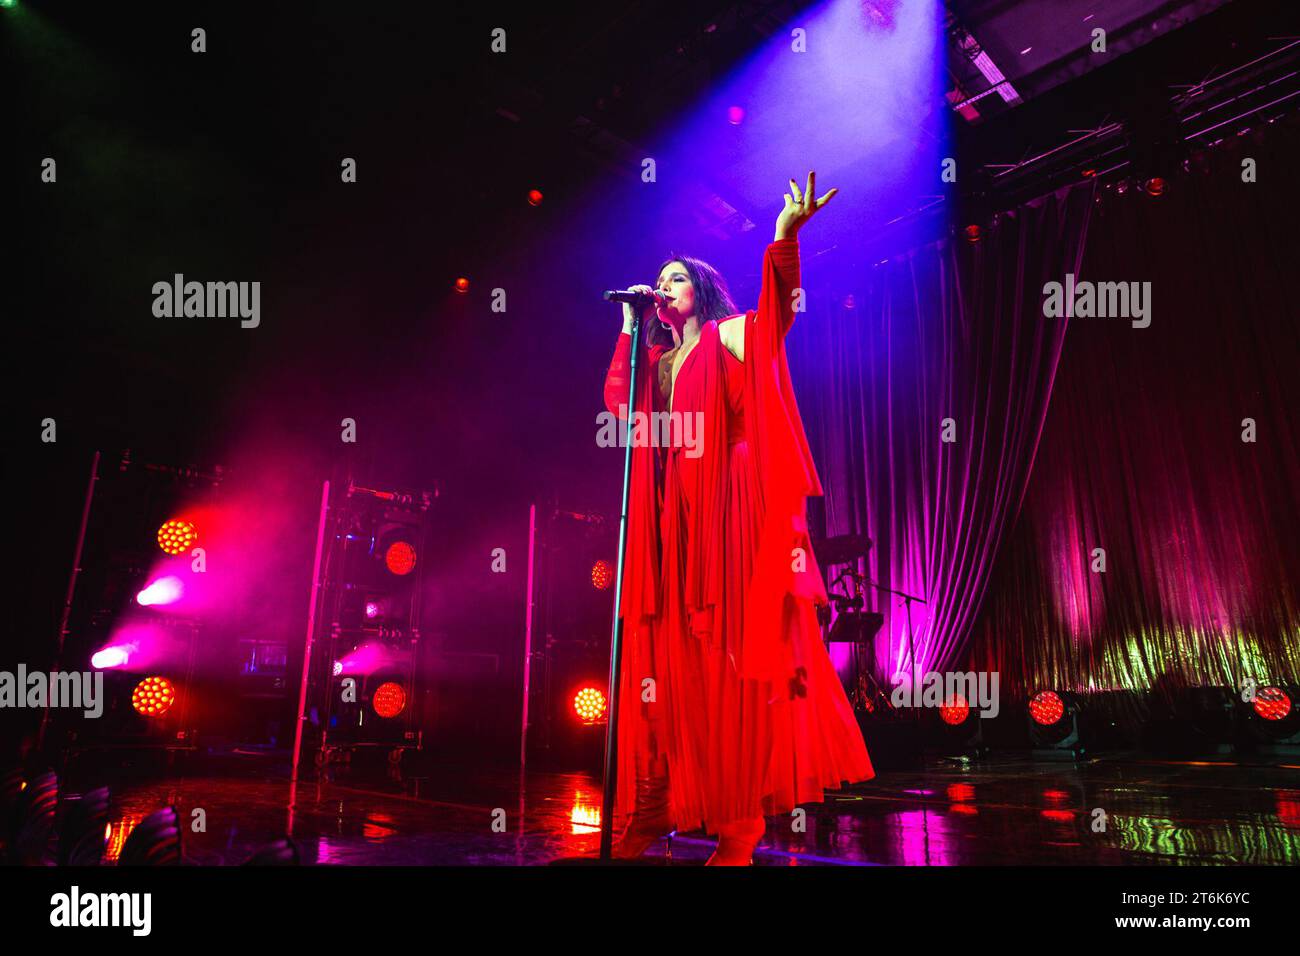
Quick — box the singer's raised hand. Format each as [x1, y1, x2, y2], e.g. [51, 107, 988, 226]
[775, 170, 838, 241]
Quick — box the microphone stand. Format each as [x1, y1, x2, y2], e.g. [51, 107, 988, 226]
[853, 574, 927, 707]
[599, 306, 642, 861]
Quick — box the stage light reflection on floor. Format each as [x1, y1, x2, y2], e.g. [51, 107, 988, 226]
[63, 752, 1300, 866]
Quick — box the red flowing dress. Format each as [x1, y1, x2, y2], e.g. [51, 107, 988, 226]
[604, 237, 873, 835]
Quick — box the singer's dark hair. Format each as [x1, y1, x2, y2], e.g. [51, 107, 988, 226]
[645, 253, 739, 349]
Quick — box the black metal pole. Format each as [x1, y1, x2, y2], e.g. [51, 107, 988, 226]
[38, 450, 101, 753]
[599, 311, 641, 861]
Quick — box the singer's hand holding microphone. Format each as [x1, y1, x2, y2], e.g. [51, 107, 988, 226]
[604, 284, 675, 333]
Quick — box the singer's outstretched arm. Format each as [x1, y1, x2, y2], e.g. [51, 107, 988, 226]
[720, 171, 838, 358]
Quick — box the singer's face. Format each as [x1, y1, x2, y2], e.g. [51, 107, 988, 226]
[656, 261, 694, 331]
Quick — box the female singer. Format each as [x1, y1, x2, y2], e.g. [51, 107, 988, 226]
[603, 172, 874, 865]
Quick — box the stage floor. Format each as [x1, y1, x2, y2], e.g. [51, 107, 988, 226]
[81, 752, 1300, 865]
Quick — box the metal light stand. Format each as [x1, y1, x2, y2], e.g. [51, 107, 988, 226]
[295, 477, 433, 781]
[289, 479, 331, 834]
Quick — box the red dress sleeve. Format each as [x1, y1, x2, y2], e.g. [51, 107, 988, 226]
[739, 238, 828, 681]
[603, 329, 668, 626]
[764, 236, 803, 337]
[604, 331, 668, 417]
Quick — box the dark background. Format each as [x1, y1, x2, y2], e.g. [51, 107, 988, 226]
[3, 0, 807, 756]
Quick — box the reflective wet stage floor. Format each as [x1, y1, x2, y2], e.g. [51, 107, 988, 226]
[83, 754, 1300, 865]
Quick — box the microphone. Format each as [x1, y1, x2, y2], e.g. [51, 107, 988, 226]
[602, 288, 675, 306]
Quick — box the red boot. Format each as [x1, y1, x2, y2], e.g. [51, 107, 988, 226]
[612, 753, 674, 860]
[705, 817, 765, 866]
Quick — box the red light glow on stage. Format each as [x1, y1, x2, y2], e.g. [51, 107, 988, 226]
[104, 815, 144, 864]
[940, 696, 969, 725]
[132, 676, 176, 717]
[1254, 686, 1292, 721]
[570, 799, 600, 834]
[947, 783, 975, 802]
[1277, 793, 1300, 829]
[1029, 690, 1065, 726]
[372, 681, 407, 718]
[591, 559, 613, 590]
[454, 277, 470, 294]
[527, 189, 544, 206]
[572, 686, 607, 724]
[963, 224, 982, 243]
[385, 541, 417, 575]
[362, 812, 398, 841]
[157, 519, 197, 555]
[1145, 176, 1166, 196]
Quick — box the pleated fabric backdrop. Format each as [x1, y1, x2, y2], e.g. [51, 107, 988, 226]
[967, 127, 1300, 703]
[787, 119, 1300, 703]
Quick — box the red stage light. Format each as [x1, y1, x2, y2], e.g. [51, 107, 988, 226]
[132, 676, 176, 717]
[963, 224, 982, 243]
[940, 696, 969, 726]
[527, 189, 544, 206]
[385, 541, 417, 576]
[1144, 176, 1166, 197]
[591, 559, 613, 590]
[1029, 690, 1065, 726]
[454, 277, 470, 294]
[1254, 686, 1293, 722]
[157, 519, 197, 555]
[573, 686, 607, 724]
[727, 105, 744, 124]
[372, 681, 407, 718]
